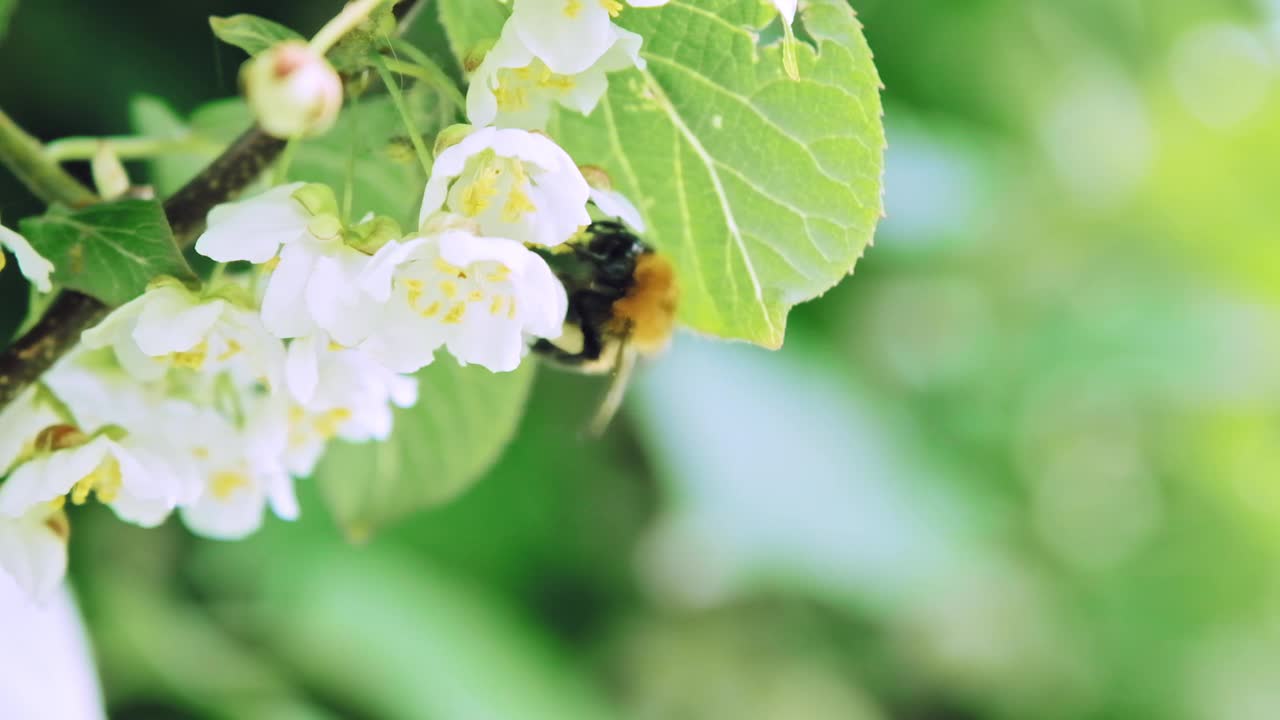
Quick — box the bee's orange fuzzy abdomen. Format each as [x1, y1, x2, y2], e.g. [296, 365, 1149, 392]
[609, 253, 678, 354]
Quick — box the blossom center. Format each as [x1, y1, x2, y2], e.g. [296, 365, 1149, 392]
[396, 255, 518, 327]
[455, 153, 539, 224]
[71, 457, 123, 506]
[210, 470, 250, 500]
[171, 341, 209, 370]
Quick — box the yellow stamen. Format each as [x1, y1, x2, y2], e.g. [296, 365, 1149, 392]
[564, 0, 583, 17]
[421, 300, 441, 318]
[404, 278, 424, 306]
[71, 457, 123, 506]
[489, 296, 504, 316]
[461, 177, 500, 216]
[507, 297, 518, 320]
[171, 341, 209, 370]
[537, 66, 576, 91]
[314, 408, 353, 439]
[486, 266, 511, 283]
[494, 79, 529, 112]
[467, 289, 485, 302]
[433, 257, 465, 277]
[216, 339, 243, 362]
[502, 187, 537, 222]
[210, 470, 249, 500]
[440, 279, 458, 298]
[600, 0, 623, 17]
[443, 303, 467, 325]
[49, 495, 66, 511]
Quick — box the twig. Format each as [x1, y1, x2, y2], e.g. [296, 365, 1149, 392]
[0, 109, 98, 207]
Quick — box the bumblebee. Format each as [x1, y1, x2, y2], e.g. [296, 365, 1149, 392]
[532, 220, 678, 433]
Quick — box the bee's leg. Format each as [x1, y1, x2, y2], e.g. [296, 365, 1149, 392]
[587, 340, 637, 437]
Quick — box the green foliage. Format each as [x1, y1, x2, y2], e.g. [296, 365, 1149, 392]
[208, 14, 303, 56]
[316, 359, 537, 538]
[132, 87, 455, 230]
[0, 0, 15, 41]
[552, 0, 884, 348]
[290, 94, 435, 229]
[19, 199, 194, 305]
[435, 0, 507, 63]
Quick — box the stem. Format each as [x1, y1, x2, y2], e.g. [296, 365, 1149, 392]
[0, 109, 99, 207]
[381, 54, 466, 112]
[373, 54, 433, 176]
[310, 0, 389, 55]
[45, 135, 221, 163]
[0, 0, 431, 412]
[271, 139, 299, 186]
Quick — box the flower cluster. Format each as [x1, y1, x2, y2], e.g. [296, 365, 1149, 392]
[0, 0, 705, 602]
[0, 123, 605, 600]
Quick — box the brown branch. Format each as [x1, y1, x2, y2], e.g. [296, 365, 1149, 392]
[0, 0, 428, 411]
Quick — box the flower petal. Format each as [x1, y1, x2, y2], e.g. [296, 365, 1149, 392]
[195, 182, 309, 263]
[261, 243, 320, 339]
[0, 225, 54, 293]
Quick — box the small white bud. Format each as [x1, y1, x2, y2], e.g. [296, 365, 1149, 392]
[244, 41, 342, 139]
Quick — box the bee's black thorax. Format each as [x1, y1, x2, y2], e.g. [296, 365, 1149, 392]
[532, 221, 649, 366]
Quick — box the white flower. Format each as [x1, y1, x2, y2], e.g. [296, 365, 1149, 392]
[0, 504, 68, 604]
[580, 166, 646, 232]
[357, 226, 568, 373]
[419, 127, 590, 247]
[171, 404, 298, 541]
[467, 21, 643, 130]
[81, 283, 284, 388]
[0, 222, 54, 293]
[508, 0, 668, 75]
[0, 389, 63, 478]
[281, 333, 418, 475]
[0, 428, 190, 528]
[0, 580, 106, 719]
[195, 183, 381, 345]
[243, 41, 343, 139]
[588, 186, 645, 232]
[773, 0, 797, 25]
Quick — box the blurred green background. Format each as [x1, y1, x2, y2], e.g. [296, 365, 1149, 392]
[5, 0, 1280, 718]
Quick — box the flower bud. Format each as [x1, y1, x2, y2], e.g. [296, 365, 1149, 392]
[244, 41, 342, 139]
[433, 124, 474, 156]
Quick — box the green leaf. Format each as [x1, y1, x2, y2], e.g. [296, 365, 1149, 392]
[547, 0, 885, 348]
[0, 0, 16, 41]
[209, 14, 303, 56]
[19, 199, 195, 305]
[435, 0, 508, 63]
[315, 359, 536, 538]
